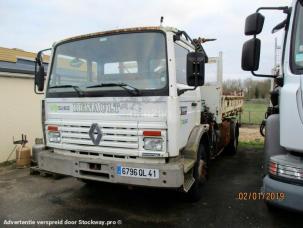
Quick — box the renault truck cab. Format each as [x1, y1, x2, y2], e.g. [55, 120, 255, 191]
[33, 26, 243, 201]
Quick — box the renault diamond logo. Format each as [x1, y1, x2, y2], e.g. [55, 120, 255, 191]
[89, 123, 102, 145]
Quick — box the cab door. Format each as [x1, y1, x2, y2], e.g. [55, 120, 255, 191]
[280, 0, 303, 150]
[290, 0, 303, 117]
[174, 42, 200, 149]
[291, 1, 303, 107]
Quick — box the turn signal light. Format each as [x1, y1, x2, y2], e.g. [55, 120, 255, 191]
[269, 161, 278, 175]
[143, 131, 161, 137]
[48, 125, 59, 132]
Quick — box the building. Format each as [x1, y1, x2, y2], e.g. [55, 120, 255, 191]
[0, 47, 48, 163]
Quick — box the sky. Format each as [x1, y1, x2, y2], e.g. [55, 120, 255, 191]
[0, 0, 292, 80]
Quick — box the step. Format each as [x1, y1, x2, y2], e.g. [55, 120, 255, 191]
[183, 173, 195, 192]
[183, 158, 195, 173]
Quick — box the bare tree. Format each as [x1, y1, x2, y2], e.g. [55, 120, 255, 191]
[223, 79, 271, 99]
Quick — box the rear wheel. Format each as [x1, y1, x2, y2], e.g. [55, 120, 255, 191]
[186, 143, 209, 202]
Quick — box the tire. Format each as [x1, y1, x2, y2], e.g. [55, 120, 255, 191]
[224, 121, 239, 155]
[209, 124, 218, 157]
[185, 143, 209, 202]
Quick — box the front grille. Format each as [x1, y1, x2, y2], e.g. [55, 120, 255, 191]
[46, 120, 139, 155]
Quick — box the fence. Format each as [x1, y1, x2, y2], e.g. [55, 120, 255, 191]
[241, 111, 265, 125]
[240, 99, 268, 125]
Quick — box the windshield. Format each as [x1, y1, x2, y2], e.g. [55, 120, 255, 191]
[47, 32, 168, 97]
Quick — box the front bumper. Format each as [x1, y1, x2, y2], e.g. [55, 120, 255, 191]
[262, 175, 303, 212]
[38, 150, 184, 188]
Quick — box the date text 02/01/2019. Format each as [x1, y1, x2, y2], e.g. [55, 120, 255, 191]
[236, 192, 286, 201]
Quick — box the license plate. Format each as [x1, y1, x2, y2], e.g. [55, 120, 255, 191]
[116, 165, 159, 179]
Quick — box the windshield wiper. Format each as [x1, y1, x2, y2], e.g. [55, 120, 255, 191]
[48, 85, 84, 97]
[86, 83, 141, 95]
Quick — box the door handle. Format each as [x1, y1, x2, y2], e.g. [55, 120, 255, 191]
[191, 102, 197, 107]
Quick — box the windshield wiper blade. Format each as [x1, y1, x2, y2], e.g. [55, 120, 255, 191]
[49, 85, 84, 97]
[87, 83, 141, 95]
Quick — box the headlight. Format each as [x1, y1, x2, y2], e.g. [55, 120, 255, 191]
[144, 137, 162, 151]
[48, 131, 61, 143]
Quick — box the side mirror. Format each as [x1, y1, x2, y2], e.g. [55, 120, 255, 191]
[186, 52, 205, 86]
[35, 65, 45, 92]
[241, 38, 261, 71]
[35, 52, 46, 93]
[245, 13, 265, 35]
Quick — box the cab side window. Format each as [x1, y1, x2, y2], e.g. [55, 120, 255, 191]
[174, 44, 189, 84]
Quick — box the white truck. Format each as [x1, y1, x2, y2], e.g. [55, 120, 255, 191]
[34, 26, 243, 201]
[242, 0, 303, 211]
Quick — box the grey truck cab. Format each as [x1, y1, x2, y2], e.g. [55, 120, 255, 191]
[242, 0, 303, 211]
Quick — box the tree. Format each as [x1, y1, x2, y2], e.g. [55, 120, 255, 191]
[222, 78, 271, 100]
[255, 87, 260, 98]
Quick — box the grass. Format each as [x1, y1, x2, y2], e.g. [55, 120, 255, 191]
[0, 160, 15, 173]
[241, 100, 268, 125]
[0, 160, 15, 167]
[239, 140, 264, 149]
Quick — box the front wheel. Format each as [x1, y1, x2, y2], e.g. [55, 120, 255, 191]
[185, 143, 209, 202]
[224, 121, 239, 155]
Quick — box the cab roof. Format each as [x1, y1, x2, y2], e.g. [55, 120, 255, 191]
[54, 26, 179, 47]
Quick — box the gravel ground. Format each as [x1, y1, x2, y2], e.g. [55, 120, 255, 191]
[0, 146, 301, 228]
[239, 125, 264, 143]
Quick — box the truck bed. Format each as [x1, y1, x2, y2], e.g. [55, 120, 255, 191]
[200, 85, 244, 123]
[221, 92, 244, 118]
[201, 53, 244, 122]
